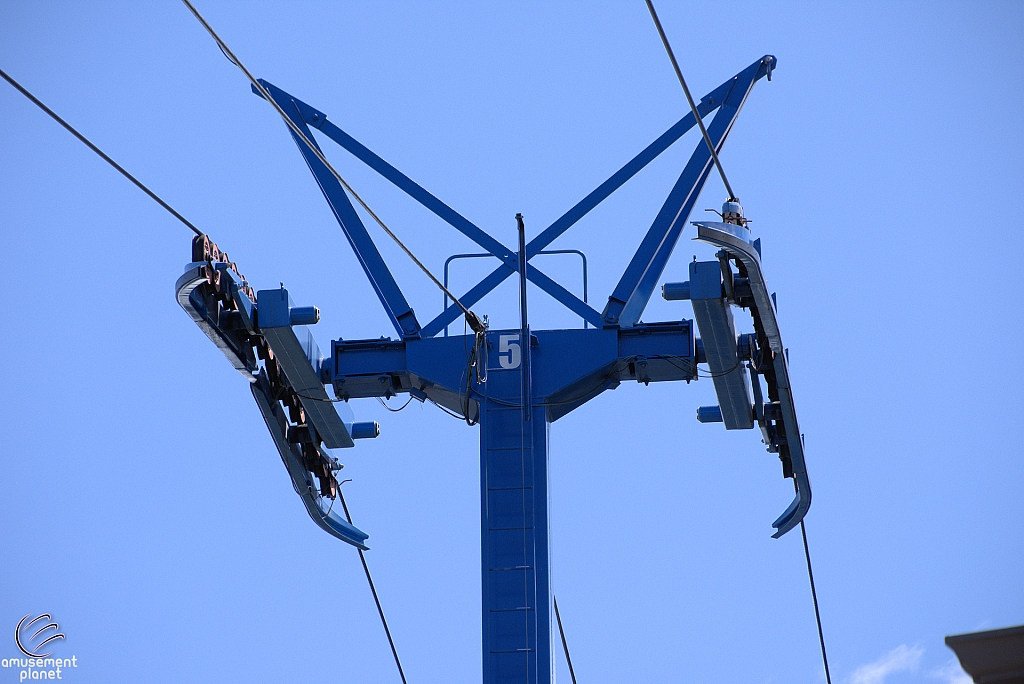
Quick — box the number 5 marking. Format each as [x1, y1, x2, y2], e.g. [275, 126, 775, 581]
[498, 334, 521, 370]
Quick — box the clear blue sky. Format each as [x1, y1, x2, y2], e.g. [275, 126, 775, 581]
[1, 2, 1021, 683]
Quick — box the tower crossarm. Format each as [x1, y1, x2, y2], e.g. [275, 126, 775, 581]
[329, 322, 696, 423]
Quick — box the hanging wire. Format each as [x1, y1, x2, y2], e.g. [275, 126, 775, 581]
[800, 520, 833, 684]
[553, 595, 578, 684]
[377, 395, 414, 412]
[336, 488, 409, 684]
[0, 68, 204, 237]
[428, 398, 466, 421]
[295, 392, 348, 403]
[644, 0, 738, 202]
[180, 0, 485, 334]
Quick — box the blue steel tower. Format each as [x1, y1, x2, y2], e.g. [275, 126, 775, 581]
[176, 54, 810, 684]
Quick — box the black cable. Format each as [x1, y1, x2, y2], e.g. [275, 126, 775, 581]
[0, 68, 204, 237]
[296, 392, 348, 403]
[800, 519, 832, 684]
[553, 596, 578, 684]
[644, 0, 737, 202]
[180, 0, 486, 334]
[429, 398, 466, 421]
[336, 489, 408, 684]
[377, 395, 414, 412]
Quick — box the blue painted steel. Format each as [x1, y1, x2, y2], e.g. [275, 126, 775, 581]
[689, 260, 753, 430]
[529, 265, 603, 328]
[251, 370, 369, 549]
[443, 250, 591, 334]
[304, 106, 519, 270]
[662, 281, 690, 300]
[256, 80, 422, 339]
[422, 267, 512, 339]
[176, 241, 370, 548]
[478, 358, 552, 684]
[524, 80, 735, 262]
[439, 259, 605, 331]
[688, 260, 723, 300]
[288, 306, 320, 326]
[349, 421, 380, 439]
[692, 221, 810, 537]
[696, 406, 724, 423]
[420, 60, 772, 338]
[605, 57, 771, 328]
[232, 54, 812, 684]
[176, 263, 258, 379]
[219, 266, 257, 334]
[326, 323, 696, 683]
[329, 326, 693, 410]
[255, 79, 600, 336]
[517, 215, 533, 425]
[257, 287, 355, 449]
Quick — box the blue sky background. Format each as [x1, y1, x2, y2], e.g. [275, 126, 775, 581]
[1, 2, 1021, 683]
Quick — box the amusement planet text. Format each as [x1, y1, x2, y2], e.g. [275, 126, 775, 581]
[1, 657, 77, 681]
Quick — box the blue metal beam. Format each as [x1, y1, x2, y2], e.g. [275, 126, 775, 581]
[525, 266, 603, 328]
[422, 266, 510, 338]
[257, 286, 356, 448]
[480, 399, 551, 684]
[524, 76, 736, 261]
[309, 115, 518, 270]
[257, 79, 601, 336]
[257, 80, 422, 339]
[426, 259, 603, 338]
[604, 57, 771, 327]
[686, 261, 753, 429]
[421, 57, 773, 337]
[604, 104, 735, 326]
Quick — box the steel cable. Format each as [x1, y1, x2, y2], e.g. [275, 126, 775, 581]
[337, 488, 409, 684]
[0, 68, 204, 237]
[377, 395, 414, 412]
[180, 0, 485, 333]
[800, 520, 833, 684]
[644, 0, 738, 202]
[553, 595, 578, 684]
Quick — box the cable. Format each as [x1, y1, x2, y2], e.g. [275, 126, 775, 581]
[800, 519, 832, 684]
[553, 595, 578, 684]
[428, 398, 466, 421]
[644, 0, 737, 202]
[296, 392, 347, 403]
[0, 68, 204, 237]
[336, 488, 409, 684]
[180, 0, 486, 334]
[377, 396, 413, 412]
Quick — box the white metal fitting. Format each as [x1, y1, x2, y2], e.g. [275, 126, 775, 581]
[722, 200, 745, 225]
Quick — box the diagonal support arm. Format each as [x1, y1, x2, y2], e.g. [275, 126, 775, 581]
[258, 56, 772, 339]
[421, 56, 772, 337]
[258, 80, 596, 333]
[525, 76, 737, 261]
[258, 80, 421, 338]
[258, 79, 517, 267]
[310, 111, 518, 270]
[604, 57, 772, 327]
